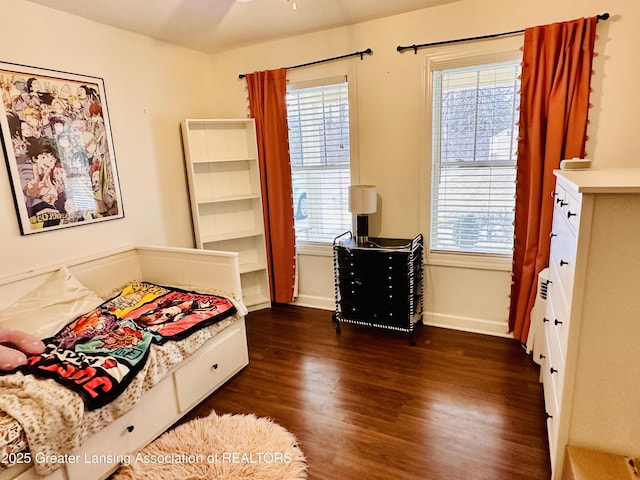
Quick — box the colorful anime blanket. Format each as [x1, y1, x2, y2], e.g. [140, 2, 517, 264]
[22, 282, 236, 410]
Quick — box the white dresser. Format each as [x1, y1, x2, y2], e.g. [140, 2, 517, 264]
[541, 168, 640, 479]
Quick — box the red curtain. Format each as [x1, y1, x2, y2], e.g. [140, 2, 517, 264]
[245, 69, 296, 303]
[509, 17, 597, 342]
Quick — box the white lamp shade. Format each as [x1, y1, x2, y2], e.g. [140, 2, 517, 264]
[349, 185, 377, 214]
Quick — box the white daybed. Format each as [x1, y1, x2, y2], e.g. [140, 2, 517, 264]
[0, 245, 249, 480]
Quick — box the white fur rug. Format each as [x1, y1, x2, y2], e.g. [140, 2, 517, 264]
[112, 413, 307, 479]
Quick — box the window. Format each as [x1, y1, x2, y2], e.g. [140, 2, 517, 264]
[286, 78, 352, 244]
[430, 57, 521, 258]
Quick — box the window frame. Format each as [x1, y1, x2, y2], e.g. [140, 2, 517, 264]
[421, 35, 524, 271]
[286, 64, 360, 256]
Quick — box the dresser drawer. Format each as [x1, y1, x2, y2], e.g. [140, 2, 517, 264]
[339, 297, 411, 325]
[66, 376, 178, 480]
[337, 250, 410, 276]
[550, 210, 577, 306]
[544, 298, 566, 409]
[550, 250, 575, 314]
[548, 264, 570, 353]
[541, 326, 559, 459]
[554, 183, 582, 233]
[174, 320, 248, 412]
[338, 276, 410, 299]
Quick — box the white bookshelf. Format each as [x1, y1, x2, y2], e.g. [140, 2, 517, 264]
[181, 119, 271, 311]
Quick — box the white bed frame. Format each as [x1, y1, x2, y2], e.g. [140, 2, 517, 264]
[0, 245, 243, 309]
[0, 245, 249, 480]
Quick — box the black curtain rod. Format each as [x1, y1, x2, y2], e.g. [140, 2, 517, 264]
[397, 13, 610, 54]
[238, 48, 373, 79]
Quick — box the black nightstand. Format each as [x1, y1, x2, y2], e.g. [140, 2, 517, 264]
[332, 232, 424, 344]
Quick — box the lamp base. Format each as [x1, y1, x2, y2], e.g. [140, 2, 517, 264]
[356, 214, 369, 245]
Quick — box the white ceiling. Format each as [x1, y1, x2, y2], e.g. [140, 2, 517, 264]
[23, 0, 461, 54]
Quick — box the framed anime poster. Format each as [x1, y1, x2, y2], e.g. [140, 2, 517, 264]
[0, 61, 123, 235]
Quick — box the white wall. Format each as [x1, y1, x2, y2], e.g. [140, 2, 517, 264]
[0, 0, 214, 276]
[2, 0, 637, 337]
[206, 0, 639, 336]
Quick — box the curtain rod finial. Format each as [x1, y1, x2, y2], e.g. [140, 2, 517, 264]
[359, 48, 373, 60]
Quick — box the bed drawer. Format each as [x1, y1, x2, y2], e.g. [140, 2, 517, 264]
[4, 464, 65, 480]
[65, 376, 178, 480]
[174, 319, 248, 412]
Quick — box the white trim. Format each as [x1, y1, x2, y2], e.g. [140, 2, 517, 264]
[287, 75, 348, 90]
[427, 251, 512, 272]
[285, 61, 361, 184]
[424, 311, 512, 338]
[420, 34, 524, 268]
[296, 242, 333, 257]
[283, 301, 513, 338]
[287, 60, 361, 246]
[290, 294, 335, 311]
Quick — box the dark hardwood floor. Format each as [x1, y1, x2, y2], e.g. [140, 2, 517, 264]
[189, 304, 551, 480]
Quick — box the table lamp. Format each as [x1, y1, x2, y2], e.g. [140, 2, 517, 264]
[349, 185, 377, 245]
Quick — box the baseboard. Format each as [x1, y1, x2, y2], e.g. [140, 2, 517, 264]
[290, 294, 335, 311]
[424, 312, 512, 338]
[289, 296, 512, 338]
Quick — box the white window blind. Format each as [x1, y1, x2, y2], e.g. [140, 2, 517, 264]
[287, 78, 351, 244]
[431, 60, 520, 256]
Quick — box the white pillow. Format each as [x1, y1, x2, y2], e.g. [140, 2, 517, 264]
[0, 267, 103, 339]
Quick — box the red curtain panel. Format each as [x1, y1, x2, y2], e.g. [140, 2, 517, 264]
[245, 69, 296, 303]
[509, 17, 597, 341]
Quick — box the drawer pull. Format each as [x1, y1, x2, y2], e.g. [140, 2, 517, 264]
[212, 363, 219, 370]
[567, 211, 577, 218]
[126, 425, 135, 433]
[554, 319, 563, 326]
[559, 260, 569, 267]
[550, 232, 557, 238]
[550, 367, 558, 374]
[560, 200, 568, 207]
[545, 412, 553, 420]
[543, 317, 550, 323]
[539, 354, 546, 360]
